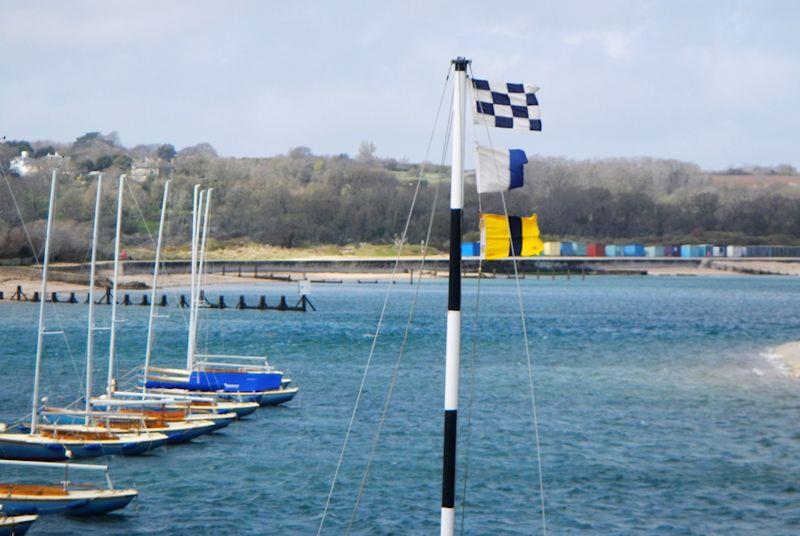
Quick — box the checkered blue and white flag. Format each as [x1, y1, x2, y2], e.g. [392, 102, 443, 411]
[471, 79, 541, 131]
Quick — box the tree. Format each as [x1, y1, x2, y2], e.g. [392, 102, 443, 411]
[75, 132, 102, 147]
[32, 145, 56, 158]
[78, 159, 95, 173]
[157, 144, 176, 161]
[95, 154, 114, 170]
[113, 154, 133, 169]
[357, 141, 376, 162]
[177, 143, 218, 158]
[288, 146, 312, 159]
[3, 140, 33, 155]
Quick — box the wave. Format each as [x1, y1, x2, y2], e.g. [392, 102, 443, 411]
[760, 341, 800, 378]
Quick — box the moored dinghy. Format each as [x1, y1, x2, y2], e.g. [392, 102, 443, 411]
[0, 460, 137, 516]
[143, 186, 298, 405]
[41, 178, 225, 445]
[0, 512, 37, 536]
[0, 171, 169, 462]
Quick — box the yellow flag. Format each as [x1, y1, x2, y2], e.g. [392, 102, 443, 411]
[480, 213, 544, 260]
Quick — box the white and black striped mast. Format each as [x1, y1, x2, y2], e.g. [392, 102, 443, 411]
[441, 56, 469, 536]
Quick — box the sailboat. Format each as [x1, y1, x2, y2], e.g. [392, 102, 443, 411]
[0, 459, 137, 516]
[39, 175, 225, 444]
[0, 170, 169, 460]
[129, 180, 258, 419]
[144, 186, 299, 406]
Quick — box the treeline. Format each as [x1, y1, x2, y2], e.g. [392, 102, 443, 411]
[1, 133, 799, 261]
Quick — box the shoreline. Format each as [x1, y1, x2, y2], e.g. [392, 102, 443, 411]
[0, 256, 800, 300]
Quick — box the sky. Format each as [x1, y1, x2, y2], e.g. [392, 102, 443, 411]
[1, 0, 799, 170]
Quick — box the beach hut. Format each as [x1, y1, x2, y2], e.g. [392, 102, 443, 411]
[744, 245, 771, 257]
[645, 245, 665, 257]
[712, 246, 727, 257]
[586, 243, 605, 256]
[680, 244, 702, 257]
[623, 244, 645, 257]
[605, 244, 624, 257]
[571, 242, 587, 256]
[560, 242, 575, 256]
[726, 245, 744, 258]
[461, 242, 480, 257]
[769, 246, 800, 257]
[543, 241, 561, 256]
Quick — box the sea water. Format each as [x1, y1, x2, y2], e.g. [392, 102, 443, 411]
[1, 276, 799, 534]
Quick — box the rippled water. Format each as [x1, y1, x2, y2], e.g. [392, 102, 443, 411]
[2, 276, 800, 534]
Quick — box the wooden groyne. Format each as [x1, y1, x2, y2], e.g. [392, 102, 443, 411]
[0, 285, 314, 312]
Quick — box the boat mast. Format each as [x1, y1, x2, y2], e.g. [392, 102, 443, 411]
[143, 179, 171, 397]
[441, 56, 469, 536]
[190, 188, 212, 368]
[197, 189, 212, 293]
[106, 174, 125, 398]
[30, 169, 59, 433]
[84, 173, 103, 423]
[185, 185, 201, 370]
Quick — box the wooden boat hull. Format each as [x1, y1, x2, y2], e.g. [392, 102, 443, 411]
[253, 386, 300, 406]
[181, 401, 259, 419]
[159, 420, 218, 444]
[0, 514, 37, 535]
[38, 422, 214, 446]
[151, 386, 299, 406]
[0, 432, 168, 460]
[0, 488, 137, 516]
[185, 413, 235, 432]
[0, 436, 68, 461]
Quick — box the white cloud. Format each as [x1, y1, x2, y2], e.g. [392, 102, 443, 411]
[564, 30, 639, 60]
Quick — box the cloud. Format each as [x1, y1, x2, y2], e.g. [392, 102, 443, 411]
[564, 30, 639, 60]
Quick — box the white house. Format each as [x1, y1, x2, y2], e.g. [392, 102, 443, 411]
[9, 151, 38, 176]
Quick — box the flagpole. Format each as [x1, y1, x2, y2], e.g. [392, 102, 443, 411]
[441, 56, 469, 536]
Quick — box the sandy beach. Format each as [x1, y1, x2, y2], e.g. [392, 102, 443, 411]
[0, 266, 437, 295]
[1, 259, 799, 296]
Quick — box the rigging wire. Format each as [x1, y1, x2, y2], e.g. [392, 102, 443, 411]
[0, 162, 87, 402]
[467, 64, 548, 534]
[346, 95, 454, 533]
[458, 263, 483, 535]
[317, 64, 454, 536]
[124, 179, 190, 328]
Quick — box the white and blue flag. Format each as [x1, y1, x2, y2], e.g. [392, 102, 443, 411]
[472, 79, 541, 131]
[475, 144, 528, 194]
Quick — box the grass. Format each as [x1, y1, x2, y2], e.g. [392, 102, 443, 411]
[126, 240, 444, 261]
